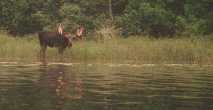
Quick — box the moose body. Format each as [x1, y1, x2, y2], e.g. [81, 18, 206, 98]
[38, 25, 84, 57]
[38, 32, 72, 56]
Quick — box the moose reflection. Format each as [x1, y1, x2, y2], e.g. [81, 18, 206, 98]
[39, 65, 83, 110]
[38, 25, 85, 57]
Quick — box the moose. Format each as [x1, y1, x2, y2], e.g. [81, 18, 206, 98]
[38, 25, 85, 57]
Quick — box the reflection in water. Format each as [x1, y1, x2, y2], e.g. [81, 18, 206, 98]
[0, 63, 213, 110]
[38, 64, 83, 110]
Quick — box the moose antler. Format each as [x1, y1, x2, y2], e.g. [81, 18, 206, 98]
[75, 26, 85, 40]
[57, 23, 63, 36]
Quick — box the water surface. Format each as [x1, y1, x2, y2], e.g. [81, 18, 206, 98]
[0, 62, 213, 110]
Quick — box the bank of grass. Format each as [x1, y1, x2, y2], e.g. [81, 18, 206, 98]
[0, 33, 213, 64]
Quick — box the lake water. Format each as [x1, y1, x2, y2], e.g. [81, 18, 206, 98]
[0, 62, 213, 110]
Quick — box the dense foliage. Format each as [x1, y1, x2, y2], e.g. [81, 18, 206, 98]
[0, 0, 212, 37]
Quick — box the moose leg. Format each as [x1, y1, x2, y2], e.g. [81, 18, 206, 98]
[58, 47, 65, 61]
[58, 47, 65, 55]
[40, 45, 47, 58]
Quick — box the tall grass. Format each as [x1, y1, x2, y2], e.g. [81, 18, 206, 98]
[0, 33, 213, 64]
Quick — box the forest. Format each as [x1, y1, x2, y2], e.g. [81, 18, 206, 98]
[0, 0, 212, 37]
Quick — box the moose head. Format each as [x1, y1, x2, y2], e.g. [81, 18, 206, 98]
[74, 26, 85, 40]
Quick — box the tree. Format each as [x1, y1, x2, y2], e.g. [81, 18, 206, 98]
[109, 0, 113, 21]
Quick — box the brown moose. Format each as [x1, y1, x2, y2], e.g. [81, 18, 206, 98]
[38, 25, 84, 57]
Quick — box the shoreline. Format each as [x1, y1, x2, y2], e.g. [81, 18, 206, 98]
[0, 34, 213, 65]
[0, 60, 212, 67]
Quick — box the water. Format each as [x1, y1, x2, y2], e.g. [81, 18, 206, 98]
[0, 62, 213, 110]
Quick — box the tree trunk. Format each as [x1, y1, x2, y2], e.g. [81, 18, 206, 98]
[109, 0, 113, 21]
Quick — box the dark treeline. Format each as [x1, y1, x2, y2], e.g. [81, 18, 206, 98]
[0, 0, 212, 37]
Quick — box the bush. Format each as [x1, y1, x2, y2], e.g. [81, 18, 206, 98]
[121, 1, 177, 37]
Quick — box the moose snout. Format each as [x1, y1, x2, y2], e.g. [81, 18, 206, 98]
[68, 39, 72, 48]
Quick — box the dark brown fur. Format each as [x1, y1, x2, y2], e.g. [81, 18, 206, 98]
[38, 32, 72, 56]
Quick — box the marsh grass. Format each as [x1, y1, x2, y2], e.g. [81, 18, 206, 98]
[0, 33, 213, 64]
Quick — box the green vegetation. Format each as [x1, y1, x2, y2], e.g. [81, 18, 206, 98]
[1, 33, 213, 64]
[0, 0, 212, 37]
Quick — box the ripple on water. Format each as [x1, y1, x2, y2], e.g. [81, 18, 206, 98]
[0, 62, 213, 110]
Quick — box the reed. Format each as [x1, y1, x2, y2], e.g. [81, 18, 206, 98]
[0, 33, 213, 64]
